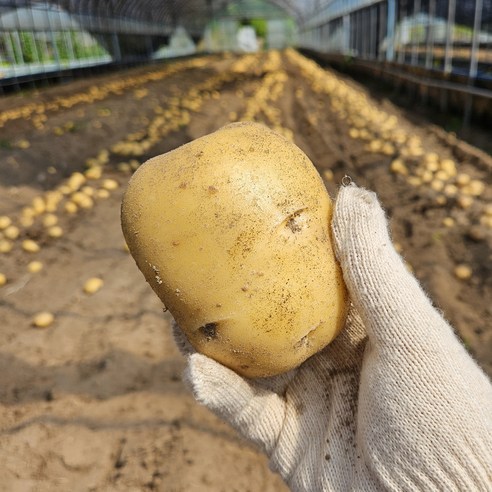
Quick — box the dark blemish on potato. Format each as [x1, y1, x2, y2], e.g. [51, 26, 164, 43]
[208, 185, 218, 194]
[199, 322, 218, 341]
[172, 240, 180, 246]
[241, 285, 249, 292]
[240, 364, 250, 370]
[294, 335, 309, 349]
[283, 208, 306, 233]
[294, 322, 321, 349]
[287, 216, 302, 232]
[179, 182, 187, 189]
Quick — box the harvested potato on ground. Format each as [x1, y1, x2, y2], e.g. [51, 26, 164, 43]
[19, 216, 34, 228]
[64, 201, 78, 214]
[442, 217, 455, 228]
[97, 189, 110, 199]
[22, 239, 40, 253]
[85, 166, 103, 180]
[28, 261, 43, 273]
[454, 264, 472, 280]
[83, 277, 104, 294]
[48, 226, 63, 238]
[0, 239, 13, 253]
[32, 311, 54, 328]
[0, 216, 12, 230]
[102, 179, 119, 191]
[122, 122, 348, 378]
[42, 213, 58, 227]
[4, 225, 19, 240]
[71, 192, 94, 209]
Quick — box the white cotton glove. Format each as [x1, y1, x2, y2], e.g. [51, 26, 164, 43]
[175, 184, 492, 492]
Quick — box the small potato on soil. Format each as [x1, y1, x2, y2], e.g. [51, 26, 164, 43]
[0, 216, 12, 230]
[28, 261, 43, 273]
[22, 239, 40, 253]
[83, 277, 104, 294]
[454, 264, 472, 281]
[33, 312, 54, 328]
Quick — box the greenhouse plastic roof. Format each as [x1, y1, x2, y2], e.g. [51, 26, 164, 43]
[60, 0, 324, 22]
[0, 0, 325, 27]
[3, 1, 489, 31]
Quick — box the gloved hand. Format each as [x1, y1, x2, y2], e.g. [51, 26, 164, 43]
[174, 183, 492, 491]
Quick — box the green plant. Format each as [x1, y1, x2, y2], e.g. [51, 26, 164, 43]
[19, 32, 37, 63]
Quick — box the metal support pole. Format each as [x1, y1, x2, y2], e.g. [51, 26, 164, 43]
[46, 7, 60, 69]
[411, 0, 421, 65]
[385, 1, 395, 61]
[370, 5, 376, 59]
[343, 14, 350, 55]
[464, 0, 483, 127]
[425, 0, 436, 69]
[444, 0, 456, 74]
[359, 10, 363, 57]
[112, 32, 121, 61]
[359, 11, 363, 56]
[354, 12, 358, 56]
[469, 0, 483, 80]
[398, 0, 410, 64]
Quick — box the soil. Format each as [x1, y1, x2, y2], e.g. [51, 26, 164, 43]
[0, 50, 490, 491]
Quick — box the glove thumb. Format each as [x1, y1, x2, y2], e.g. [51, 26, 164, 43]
[185, 353, 286, 455]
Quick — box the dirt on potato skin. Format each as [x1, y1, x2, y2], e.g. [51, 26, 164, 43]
[0, 50, 490, 491]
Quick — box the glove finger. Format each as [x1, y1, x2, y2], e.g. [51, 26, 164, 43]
[171, 320, 195, 356]
[332, 183, 448, 347]
[185, 352, 286, 455]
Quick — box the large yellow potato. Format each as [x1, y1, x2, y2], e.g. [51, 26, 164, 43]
[121, 122, 347, 377]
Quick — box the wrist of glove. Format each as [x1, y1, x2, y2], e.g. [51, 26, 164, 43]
[175, 184, 492, 492]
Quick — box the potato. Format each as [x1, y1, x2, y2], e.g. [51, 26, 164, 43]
[32, 311, 54, 328]
[454, 264, 472, 281]
[83, 277, 104, 294]
[0, 216, 12, 230]
[28, 261, 43, 273]
[48, 226, 63, 238]
[121, 122, 348, 378]
[22, 239, 40, 253]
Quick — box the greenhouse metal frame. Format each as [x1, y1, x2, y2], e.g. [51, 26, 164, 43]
[1, 1, 491, 112]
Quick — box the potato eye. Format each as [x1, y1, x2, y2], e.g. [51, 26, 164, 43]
[199, 322, 218, 340]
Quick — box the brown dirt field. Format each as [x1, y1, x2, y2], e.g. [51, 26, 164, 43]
[0, 50, 490, 491]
